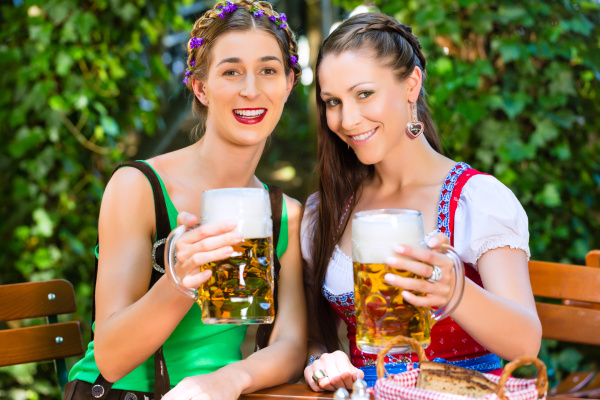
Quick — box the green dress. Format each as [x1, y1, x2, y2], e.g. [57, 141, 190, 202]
[68, 162, 289, 391]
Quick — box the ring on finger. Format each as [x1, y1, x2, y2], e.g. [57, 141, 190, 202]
[312, 369, 328, 385]
[428, 265, 443, 283]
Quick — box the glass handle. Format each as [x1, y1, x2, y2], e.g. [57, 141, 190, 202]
[432, 244, 465, 321]
[164, 224, 198, 300]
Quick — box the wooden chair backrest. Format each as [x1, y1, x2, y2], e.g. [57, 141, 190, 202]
[586, 250, 600, 267]
[529, 260, 600, 346]
[0, 279, 84, 386]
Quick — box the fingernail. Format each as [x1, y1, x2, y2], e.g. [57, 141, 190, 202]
[394, 245, 405, 253]
[427, 237, 438, 247]
[184, 215, 194, 224]
[401, 290, 410, 299]
[384, 273, 395, 284]
[386, 256, 397, 266]
[233, 233, 243, 241]
[225, 221, 237, 228]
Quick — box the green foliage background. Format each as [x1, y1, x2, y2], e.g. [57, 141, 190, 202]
[0, 0, 599, 398]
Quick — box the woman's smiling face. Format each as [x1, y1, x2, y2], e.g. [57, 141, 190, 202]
[195, 29, 294, 146]
[318, 50, 418, 165]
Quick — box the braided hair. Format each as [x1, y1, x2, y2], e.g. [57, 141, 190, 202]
[308, 13, 442, 352]
[184, 1, 301, 139]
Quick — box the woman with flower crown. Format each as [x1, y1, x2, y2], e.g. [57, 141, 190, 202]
[65, 2, 306, 399]
[301, 13, 542, 391]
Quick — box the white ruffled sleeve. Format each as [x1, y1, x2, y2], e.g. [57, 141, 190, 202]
[453, 174, 530, 269]
[300, 192, 319, 284]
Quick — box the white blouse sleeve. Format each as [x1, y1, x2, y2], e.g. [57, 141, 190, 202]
[300, 192, 319, 285]
[453, 174, 530, 269]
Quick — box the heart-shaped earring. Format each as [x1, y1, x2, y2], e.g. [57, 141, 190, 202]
[406, 102, 424, 139]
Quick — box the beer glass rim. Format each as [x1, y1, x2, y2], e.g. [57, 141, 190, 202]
[353, 208, 422, 219]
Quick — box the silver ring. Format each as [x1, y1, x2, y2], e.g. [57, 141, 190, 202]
[428, 265, 442, 283]
[312, 369, 328, 385]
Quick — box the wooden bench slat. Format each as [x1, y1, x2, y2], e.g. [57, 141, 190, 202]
[0, 322, 84, 367]
[536, 303, 600, 346]
[529, 261, 600, 304]
[0, 280, 77, 322]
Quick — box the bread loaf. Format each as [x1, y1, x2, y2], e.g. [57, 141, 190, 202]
[416, 361, 497, 398]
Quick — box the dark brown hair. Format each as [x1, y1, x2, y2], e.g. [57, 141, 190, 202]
[184, 0, 302, 140]
[308, 13, 443, 352]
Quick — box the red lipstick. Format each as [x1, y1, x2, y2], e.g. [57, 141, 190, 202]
[232, 108, 267, 125]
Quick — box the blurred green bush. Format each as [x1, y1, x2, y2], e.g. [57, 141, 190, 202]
[0, 0, 599, 398]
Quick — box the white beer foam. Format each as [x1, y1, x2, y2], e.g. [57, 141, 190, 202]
[352, 212, 425, 264]
[201, 188, 272, 239]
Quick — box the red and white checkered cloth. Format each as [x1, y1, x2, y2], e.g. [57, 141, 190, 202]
[373, 368, 545, 400]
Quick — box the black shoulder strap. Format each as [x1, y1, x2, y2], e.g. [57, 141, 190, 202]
[254, 184, 283, 351]
[91, 160, 171, 397]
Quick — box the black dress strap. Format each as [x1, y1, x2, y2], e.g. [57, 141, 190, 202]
[254, 184, 283, 351]
[90, 160, 171, 397]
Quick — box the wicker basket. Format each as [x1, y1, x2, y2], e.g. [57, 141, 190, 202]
[374, 336, 548, 400]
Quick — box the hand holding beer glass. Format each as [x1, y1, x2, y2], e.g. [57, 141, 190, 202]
[352, 209, 464, 353]
[165, 188, 275, 324]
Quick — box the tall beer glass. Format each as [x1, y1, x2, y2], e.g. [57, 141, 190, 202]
[165, 188, 275, 324]
[352, 209, 464, 353]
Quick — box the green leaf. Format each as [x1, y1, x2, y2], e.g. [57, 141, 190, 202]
[530, 118, 559, 148]
[56, 51, 74, 76]
[46, 1, 73, 24]
[497, 5, 528, 23]
[498, 41, 525, 63]
[537, 184, 561, 208]
[549, 70, 576, 96]
[31, 208, 54, 238]
[100, 115, 120, 136]
[48, 95, 69, 111]
[500, 92, 531, 119]
[8, 127, 45, 158]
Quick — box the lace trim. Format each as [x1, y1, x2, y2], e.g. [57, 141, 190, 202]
[473, 236, 531, 269]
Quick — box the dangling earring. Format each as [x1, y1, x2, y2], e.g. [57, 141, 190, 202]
[406, 102, 424, 139]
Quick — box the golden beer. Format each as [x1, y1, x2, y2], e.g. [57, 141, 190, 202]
[353, 261, 433, 354]
[352, 209, 430, 353]
[198, 237, 275, 324]
[165, 188, 276, 325]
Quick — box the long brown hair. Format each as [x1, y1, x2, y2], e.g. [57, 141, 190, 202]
[183, 0, 302, 140]
[308, 13, 443, 352]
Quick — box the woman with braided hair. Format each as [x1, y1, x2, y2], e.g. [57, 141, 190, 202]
[301, 13, 541, 391]
[66, 2, 306, 399]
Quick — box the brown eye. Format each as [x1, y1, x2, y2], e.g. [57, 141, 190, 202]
[326, 98, 340, 107]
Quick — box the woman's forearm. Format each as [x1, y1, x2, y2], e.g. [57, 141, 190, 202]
[450, 278, 542, 360]
[94, 275, 194, 382]
[227, 336, 306, 394]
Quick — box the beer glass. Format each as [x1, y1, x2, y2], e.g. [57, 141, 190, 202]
[165, 188, 275, 324]
[352, 209, 464, 353]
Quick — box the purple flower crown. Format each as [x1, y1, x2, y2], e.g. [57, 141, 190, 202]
[183, 1, 298, 83]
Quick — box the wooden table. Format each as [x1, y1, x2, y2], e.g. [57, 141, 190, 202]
[240, 383, 578, 400]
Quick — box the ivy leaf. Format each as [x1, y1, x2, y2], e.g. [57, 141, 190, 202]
[530, 118, 559, 148]
[8, 127, 44, 158]
[100, 115, 120, 137]
[48, 95, 69, 111]
[536, 184, 561, 208]
[32, 208, 54, 238]
[56, 51, 74, 76]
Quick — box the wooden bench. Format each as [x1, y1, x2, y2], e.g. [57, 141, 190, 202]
[529, 252, 600, 398]
[0, 279, 85, 394]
